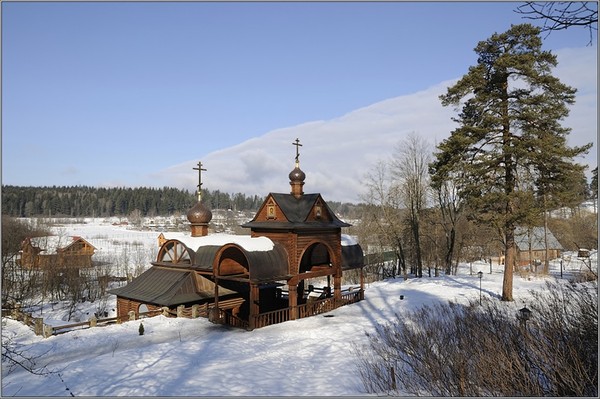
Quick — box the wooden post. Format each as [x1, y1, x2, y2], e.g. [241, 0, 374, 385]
[12, 303, 21, 319]
[23, 312, 31, 326]
[34, 317, 43, 335]
[89, 316, 97, 327]
[191, 304, 199, 318]
[162, 307, 169, 316]
[43, 324, 53, 338]
[177, 305, 184, 318]
[249, 283, 259, 330]
[390, 366, 397, 390]
[360, 267, 365, 300]
[333, 272, 342, 300]
[289, 285, 298, 320]
[128, 310, 136, 321]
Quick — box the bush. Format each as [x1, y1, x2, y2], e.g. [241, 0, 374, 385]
[354, 280, 597, 396]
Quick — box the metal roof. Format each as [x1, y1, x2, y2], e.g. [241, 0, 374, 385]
[514, 227, 563, 251]
[341, 244, 365, 270]
[108, 267, 236, 306]
[242, 192, 351, 230]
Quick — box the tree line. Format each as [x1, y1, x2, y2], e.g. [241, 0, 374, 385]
[1, 185, 265, 218]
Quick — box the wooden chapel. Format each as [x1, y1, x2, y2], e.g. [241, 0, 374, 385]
[110, 140, 364, 330]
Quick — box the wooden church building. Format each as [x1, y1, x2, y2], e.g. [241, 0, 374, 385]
[110, 140, 365, 330]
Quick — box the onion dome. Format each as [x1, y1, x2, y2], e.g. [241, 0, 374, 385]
[187, 201, 212, 225]
[289, 162, 305, 199]
[289, 163, 306, 183]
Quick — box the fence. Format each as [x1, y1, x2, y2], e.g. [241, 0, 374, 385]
[3, 287, 364, 336]
[251, 287, 363, 330]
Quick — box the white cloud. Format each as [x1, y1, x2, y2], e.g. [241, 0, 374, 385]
[152, 47, 596, 203]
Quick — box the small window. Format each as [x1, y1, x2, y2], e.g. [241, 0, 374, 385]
[158, 240, 192, 264]
[315, 205, 322, 219]
[267, 205, 276, 219]
[139, 304, 149, 318]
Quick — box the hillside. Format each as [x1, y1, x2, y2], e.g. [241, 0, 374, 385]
[2, 249, 595, 396]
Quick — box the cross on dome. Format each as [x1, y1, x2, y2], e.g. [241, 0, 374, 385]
[292, 138, 302, 165]
[193, 161, 206, 200]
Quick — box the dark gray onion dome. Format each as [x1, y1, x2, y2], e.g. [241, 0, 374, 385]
[289, 165, 306, 183]
[187, 201, 212, 224]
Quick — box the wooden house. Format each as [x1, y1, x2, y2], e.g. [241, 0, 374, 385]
[19, 236, 96, 269]
[110, 143, 365, 330]
[514, 226, 563, 267]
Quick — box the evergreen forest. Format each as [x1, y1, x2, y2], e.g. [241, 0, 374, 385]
[1, 185, 265, 218]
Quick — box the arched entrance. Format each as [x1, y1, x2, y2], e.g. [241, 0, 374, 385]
[296, 242, 333, 304]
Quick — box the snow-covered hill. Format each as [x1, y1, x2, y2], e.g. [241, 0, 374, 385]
[2, 246, 595, 396]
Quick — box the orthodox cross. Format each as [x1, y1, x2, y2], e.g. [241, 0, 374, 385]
[193, 161, 206, 200]
[292, 138, 302, 164]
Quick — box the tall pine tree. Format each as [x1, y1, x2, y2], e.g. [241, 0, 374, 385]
[430, 24, 591, 301]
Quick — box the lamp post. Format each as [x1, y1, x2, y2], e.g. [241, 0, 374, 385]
[477, 271, 483, 305]
[518, 306, 532, 331]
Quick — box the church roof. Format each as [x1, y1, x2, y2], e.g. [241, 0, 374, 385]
[242, 193, 351, 230]
[108, 266, 236, 306]
[160, 232, 275, 252]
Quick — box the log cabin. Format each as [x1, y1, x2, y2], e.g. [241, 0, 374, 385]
[19, 235, 96, 269]
[110, 140, 365, 329]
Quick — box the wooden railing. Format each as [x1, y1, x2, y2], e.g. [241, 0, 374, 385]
[250, 288, 363, 330]
[253, 307, 290, 329]
[3, 288, 364, 336]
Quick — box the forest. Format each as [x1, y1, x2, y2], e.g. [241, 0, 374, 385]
[1, 185, 361, 220]
[1, 185, 264, 217]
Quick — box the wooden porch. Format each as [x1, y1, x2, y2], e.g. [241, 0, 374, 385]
[211, 287, 363, 330]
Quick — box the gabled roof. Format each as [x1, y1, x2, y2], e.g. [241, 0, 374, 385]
[26, 236, 97, 254]
[242, 193, 351, 230]
[515, 227, 563, 251]
[108, 267, 236, 306]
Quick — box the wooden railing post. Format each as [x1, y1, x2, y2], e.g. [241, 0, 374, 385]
[191, 304, 199, 318]
[161, 307, 169, 317]
[12, 303, 21, 319]
[34, 317, 43, 335]
[89, 316, 97, 327]
[177, 305, 184, 318]
[43, 324, 53, 338]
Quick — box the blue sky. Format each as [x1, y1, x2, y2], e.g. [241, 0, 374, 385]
[2, 1, 597, 199]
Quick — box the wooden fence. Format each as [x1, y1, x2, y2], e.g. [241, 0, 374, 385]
[251, 288, 363, 330]
[2, 287, 363, 336]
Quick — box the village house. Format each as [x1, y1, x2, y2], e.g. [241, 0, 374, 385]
[19, 235, 96, 269]
[110, 140, 365, 330]
[514, 226, 563, 267]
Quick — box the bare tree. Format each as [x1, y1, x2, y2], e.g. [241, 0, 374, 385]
[360, 161, 407, 279]
[516, 2, 598, 44]
[391, 133, 431, 278]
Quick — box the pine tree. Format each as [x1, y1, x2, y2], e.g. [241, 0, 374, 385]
[430, 24, 592, 301]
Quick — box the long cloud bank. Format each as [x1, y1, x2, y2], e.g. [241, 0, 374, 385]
[152, 46, 596, 204]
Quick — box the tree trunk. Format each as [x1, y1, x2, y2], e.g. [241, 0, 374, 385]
[502, 227, 515, 301]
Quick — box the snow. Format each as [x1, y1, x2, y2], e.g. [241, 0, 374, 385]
[162, 232, 275, 252]
[341, 234, 358, 246]
[1, 219, 597, 396]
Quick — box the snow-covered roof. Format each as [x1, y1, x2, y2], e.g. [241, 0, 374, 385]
[341, 234, 358, 247]
[515, 227, 563, 251]
[160, 232, 274, 252]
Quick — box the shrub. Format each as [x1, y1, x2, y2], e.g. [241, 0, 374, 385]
[354, 280, 597, 396]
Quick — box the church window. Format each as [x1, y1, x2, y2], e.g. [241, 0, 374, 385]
[158, 240, 192, 264]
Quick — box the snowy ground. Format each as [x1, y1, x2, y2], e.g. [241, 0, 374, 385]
[1, 219, 597, 396]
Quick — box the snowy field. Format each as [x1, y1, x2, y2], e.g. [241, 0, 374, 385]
[1, 218, 597, 396]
